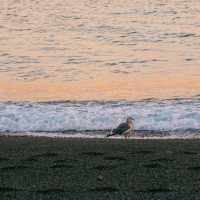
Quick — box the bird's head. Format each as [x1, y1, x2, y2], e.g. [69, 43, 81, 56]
[127, 117, 134, 124]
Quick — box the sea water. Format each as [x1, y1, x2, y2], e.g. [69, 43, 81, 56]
[1, 98, 200, 138]
[0, 0, 200, 138]
[0, 0, 200, 101]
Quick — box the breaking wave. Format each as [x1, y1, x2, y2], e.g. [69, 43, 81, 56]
[0, 98, 200, 138]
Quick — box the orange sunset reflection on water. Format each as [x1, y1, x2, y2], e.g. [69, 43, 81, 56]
[0, 0, 200, 102]
[1, 71, 200, 102]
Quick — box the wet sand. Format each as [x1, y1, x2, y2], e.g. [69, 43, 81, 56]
[0, 136, 200, 199]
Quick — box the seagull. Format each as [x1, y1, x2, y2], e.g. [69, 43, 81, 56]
[106, 117, 134, 138]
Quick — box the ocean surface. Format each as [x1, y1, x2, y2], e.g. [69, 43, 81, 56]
[0, 0, 200, 101]
[0, 0, 200, 138]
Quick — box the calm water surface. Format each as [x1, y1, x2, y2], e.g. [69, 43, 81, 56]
[0, 0, 200, 101]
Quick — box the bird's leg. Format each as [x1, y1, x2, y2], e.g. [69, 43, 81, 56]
[131, 128, 135, 137]
[123, 128, 131, 139]
[124, 131, 130, 139]
[132, 131, 135, 136]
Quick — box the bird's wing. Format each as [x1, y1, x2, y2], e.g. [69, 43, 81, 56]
[113, 123, 129, 135]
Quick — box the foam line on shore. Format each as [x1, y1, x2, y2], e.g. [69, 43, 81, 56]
[1, 132, 200, 140]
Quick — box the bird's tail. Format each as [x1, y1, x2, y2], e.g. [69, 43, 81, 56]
[106, 129, 115, 137]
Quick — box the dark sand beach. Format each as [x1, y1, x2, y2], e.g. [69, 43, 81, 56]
[0, 136, 200, 200]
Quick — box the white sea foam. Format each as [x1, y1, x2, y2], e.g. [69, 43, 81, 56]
[0, 99, 200, 138]
[2, 132, 200, 140]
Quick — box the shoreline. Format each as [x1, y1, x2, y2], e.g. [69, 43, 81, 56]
[1, 133, 200, 140]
